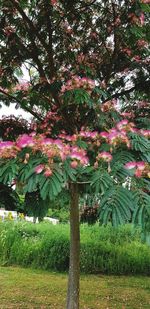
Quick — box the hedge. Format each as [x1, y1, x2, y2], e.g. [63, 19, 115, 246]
[0, 221, 150, 275]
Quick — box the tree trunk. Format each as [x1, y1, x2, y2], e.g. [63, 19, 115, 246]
[66, 183, 80, 309]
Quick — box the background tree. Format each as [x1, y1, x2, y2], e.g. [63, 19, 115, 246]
[0, 1, 150, 309]
[0, 115, 32, 141]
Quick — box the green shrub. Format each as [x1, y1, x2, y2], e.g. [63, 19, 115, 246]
[0, 221, 150, 275]
[47, 208, 69, 223]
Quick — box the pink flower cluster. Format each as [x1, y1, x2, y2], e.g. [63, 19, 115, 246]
[129, 12, 145, 26]
[125, 161, 150, 178]
[34, 140, 89, 174]
[94, 151, 112, 169]
[120, 112, 135, 118]
[39, 111, 62, 135]
[139, 129, 150, 138]
[137, 39, 148, 48]
[137, 101, 149, 108]
[100, 100, 117, 112]
[141, 0, 150, 3]
[61, 76, 95, 94]
[35, 164, 53, 177]
[0, 141, 19, 158]
[97, 151, 112, 162]
[17, 134, 34, 148]
[0, 134, 89, 175]
[59, 120, 150, 152]
[51, 0, 57, 5]
[0, 120, 149, 177]
[4, 26, 15, 36]
[100, 120, 134, 148]
[122, 48, 132, 57]
[14, 82, 30, 92]
[59, 130, 98, 142]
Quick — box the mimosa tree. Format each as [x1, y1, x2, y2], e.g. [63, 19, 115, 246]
[0, 1, 150, 308]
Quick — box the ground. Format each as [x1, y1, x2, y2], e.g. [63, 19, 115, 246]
[0, 266, 150, 308]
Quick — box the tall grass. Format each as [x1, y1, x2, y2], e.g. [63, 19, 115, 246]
[0, 221, 150, 275]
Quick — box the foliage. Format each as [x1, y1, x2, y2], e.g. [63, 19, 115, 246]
[0, 0, 150, 230]
[0, 182, 22, 211]
[47, 208, 69, 223]
[80, 205, 98, 225]
[0, 116, 32, 141]
[24, 191, 50, 221]
[0, 221, 150, 275]
[0, 2, 149, 307]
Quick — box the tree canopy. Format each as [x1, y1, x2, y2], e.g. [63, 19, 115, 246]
[0, 1, 150, 308]
[0, 0, 149, 130]
[0, 0, 150, 225]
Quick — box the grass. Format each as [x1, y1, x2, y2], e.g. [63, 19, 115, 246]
[1, 222, 150, 275]
[0, 266, 150, 308]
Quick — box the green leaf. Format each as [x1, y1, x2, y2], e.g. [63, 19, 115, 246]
[63, 161, 77, 182]
[99, 187, 135, 226]
[0, 160, 18, 185]
[76, 140, 88, 150]
[132, 191, 150, 230]
[140, 3, 150, 12]
[91, 170, 113, 194]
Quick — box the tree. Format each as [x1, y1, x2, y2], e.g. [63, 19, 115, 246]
[0, 1, 150, 308]
[0, 182, 21, 211]
[0, 115, 32, 141]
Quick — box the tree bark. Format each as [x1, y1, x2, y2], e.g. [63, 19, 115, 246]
[66, 183, 80, 309]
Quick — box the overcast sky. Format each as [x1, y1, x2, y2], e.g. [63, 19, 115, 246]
[0, 103, 32, 119]
[0, 66, 31, 120]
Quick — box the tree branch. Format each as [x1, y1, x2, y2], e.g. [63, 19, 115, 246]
[44, 0, 55, 78]
[10, 32, 47, 80]
[12, 0, 55, 79]
[79, 0, 97, 11]
[102, 79, 150, 104]
[0, 88, 43, 121]
[104, 1, 119, 84]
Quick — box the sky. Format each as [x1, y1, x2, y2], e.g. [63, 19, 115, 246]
[0, 103, 31, 119]
[0, 66, 31, 120]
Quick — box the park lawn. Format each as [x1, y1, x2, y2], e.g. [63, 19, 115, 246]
[0, 267, 150, 309]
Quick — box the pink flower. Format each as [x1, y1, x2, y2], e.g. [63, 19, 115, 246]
[97, 151, 112, 162]
[44, 168, 53, 177]
[79, 131, 97, 139]
[35, 164, 45, 174]
[61, 76, 95, 93]
[14, 82, 30, 92]
[51, 0, 57, 5]
[41, 138, 53, 145]
[135, 169, 143, 178]
[132, 55, 141, 62]
[0, 141, 14, 149]
[101, 100, 116, 112]
[61, 85, 66, 92]
[70, 161, 78, 168]
[116, 119, 128, 130]
[139, 13, 145, 25]
[141, 0, 150, 3]
[137, 39, 148, 48]
[121, 112, 134, 118]
[136, 162, 145, 170]
[140, 130, 150, 137]
[0, 141, 18, 158]
[122, 48, 132, 56]
[124, 162, 136, 169]
[17, 134, 34, 148]
[100, 132, 109, 139]
[108, 131, 119, 142]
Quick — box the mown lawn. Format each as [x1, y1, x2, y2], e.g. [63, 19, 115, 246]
[0, 267, 150, 309]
